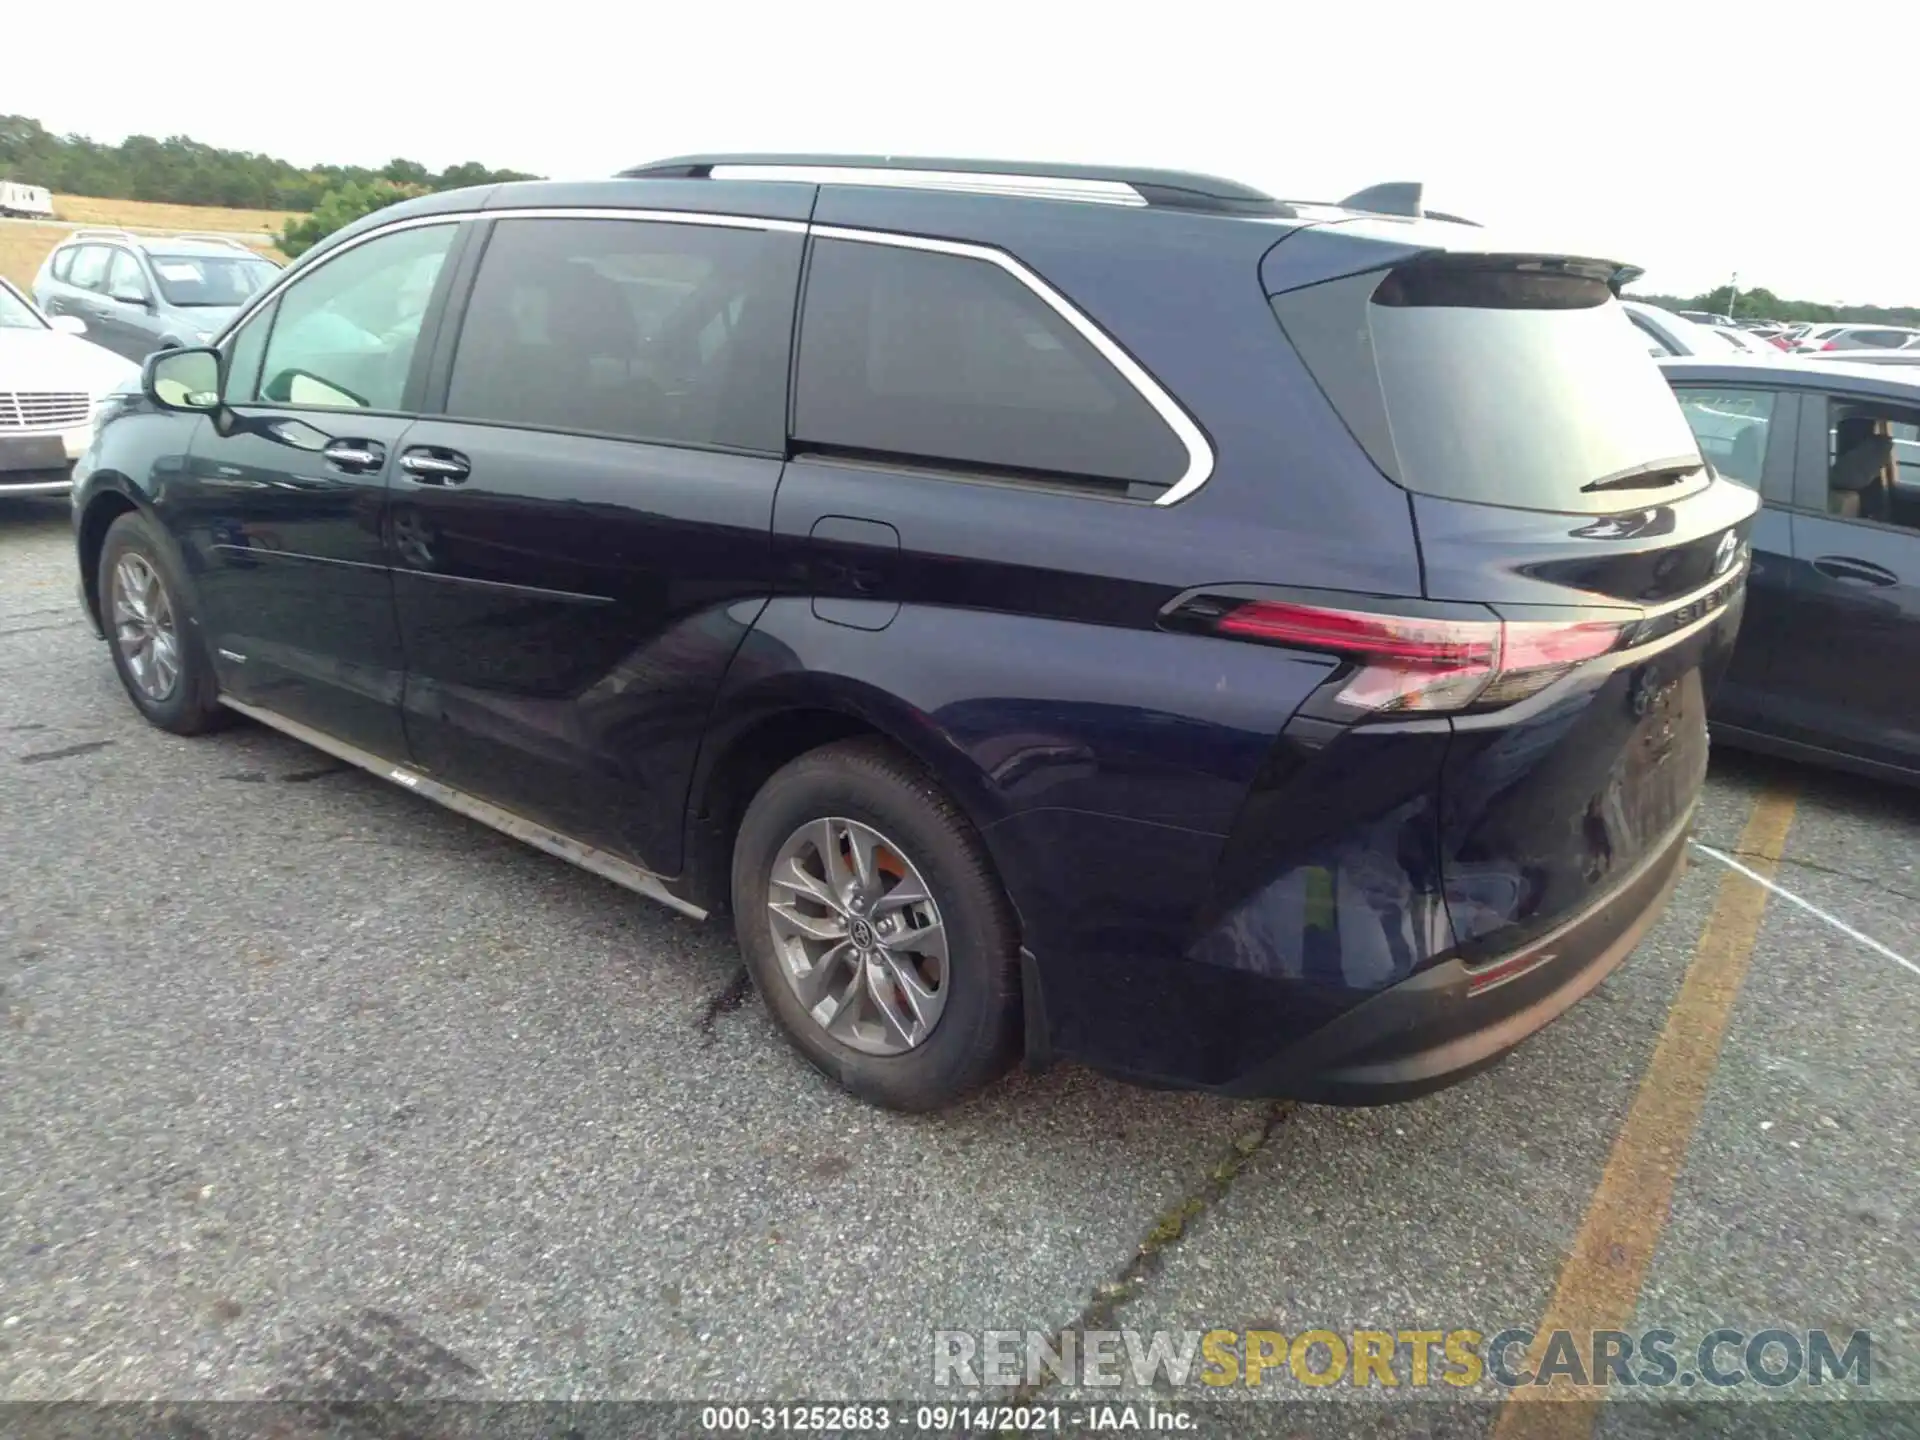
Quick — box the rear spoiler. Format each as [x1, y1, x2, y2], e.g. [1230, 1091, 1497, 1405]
[1609, 264, 1645, 296]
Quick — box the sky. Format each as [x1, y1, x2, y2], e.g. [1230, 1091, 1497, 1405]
[14, 0, 1919, 305]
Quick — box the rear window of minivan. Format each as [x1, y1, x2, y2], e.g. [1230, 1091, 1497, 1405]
[1273, 259, 1706, 514]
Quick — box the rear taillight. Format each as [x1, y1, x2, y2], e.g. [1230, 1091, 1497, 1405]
[1820, 341, 1839, 351]
[1192, 599, 1624, 714]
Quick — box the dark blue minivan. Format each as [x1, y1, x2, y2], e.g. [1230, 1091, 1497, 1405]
[71, 156, 1758, 1109]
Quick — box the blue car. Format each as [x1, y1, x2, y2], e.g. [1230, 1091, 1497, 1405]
[70, 156, 1756, 1110]
[1662, 353, 1920, 783]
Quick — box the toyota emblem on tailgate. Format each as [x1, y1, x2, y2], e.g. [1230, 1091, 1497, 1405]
[1713, 530, 1739, 576]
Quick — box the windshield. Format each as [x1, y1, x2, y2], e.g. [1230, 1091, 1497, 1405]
[147, 253, 280, 308]
[1275, 260, 1705, 513]
[0, 280, 46, 330]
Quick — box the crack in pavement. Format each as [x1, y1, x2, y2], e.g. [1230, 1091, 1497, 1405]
[1718, 846, 1920, 907]
[17, 739, 115, 765]
[991, 1100, 1297, 1416]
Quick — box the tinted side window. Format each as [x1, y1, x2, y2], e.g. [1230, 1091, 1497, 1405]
[255, 223, 456, 411]
[1673, 387, 1776, 488]
[107, 250, 150, 301]
[445, 217, 801, 453]
[793, 237, 1188, 490]
[1825, 397, 1920, 530]
[66, 246, 109, 291]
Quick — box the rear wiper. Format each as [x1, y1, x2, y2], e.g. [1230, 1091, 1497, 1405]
[1580, 457, 1700, 493]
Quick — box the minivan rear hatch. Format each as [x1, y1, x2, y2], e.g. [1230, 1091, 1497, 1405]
[1264, 227, 1759, 959]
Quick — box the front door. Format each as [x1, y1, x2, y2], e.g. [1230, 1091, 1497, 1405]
[1776, 392, 1920, 769]
[389, 212, 803, 874]
[99, 249, 157, 361]
[165, 220, 464, 761]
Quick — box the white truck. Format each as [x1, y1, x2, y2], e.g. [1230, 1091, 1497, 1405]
[0, 181, 55, 219]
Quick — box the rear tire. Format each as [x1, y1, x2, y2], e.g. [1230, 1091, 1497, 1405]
[99, 510, 227, 735]
[732, 738, 1021, 1111]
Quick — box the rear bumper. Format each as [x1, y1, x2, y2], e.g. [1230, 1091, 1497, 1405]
[1219, 807, 1692, 1103]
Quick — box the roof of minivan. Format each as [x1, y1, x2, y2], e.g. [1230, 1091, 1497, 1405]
[305, 172, 1634, 300]
[1657, 353, 1920, 399]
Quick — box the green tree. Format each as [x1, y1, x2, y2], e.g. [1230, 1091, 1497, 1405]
[276, 179, 427, 258]
[0, 112, 537, 217]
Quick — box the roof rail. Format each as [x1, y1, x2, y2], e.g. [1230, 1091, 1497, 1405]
[1334, 181, 1482, 228]
[168, 232, 256, 252]
[619, 154, 1295, 216]
[65, 227, 138, 244]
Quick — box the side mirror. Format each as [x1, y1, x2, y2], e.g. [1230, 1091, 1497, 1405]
[143, 346, 222, 413]
[111, 289, 151, 308]
[50, 314, 87, 335]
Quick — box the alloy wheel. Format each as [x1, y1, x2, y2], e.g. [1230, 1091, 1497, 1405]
[111, 553, 181, 702]
[765, 816, 949, 1055]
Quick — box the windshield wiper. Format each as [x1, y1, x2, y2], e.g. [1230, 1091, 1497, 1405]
[1580, 457, 1700, 493]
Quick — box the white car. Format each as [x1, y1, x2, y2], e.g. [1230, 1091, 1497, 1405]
[1621, 301, 1778, 360]
[0, 277, 138, 498]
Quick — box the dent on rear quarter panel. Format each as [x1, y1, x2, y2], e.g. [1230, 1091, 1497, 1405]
[710, 599, 1333, 982]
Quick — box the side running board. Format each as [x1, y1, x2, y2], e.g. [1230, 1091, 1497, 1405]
[217, 696, 707, 921]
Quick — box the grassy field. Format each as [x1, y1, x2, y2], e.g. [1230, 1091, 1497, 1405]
[1, 195, 295, 291]
[52, 194, 296, 238]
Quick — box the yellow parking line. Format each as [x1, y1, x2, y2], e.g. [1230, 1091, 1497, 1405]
[1492, 784, 1799, 1440]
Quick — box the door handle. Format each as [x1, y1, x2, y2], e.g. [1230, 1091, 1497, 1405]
[399, 448, 470, 485]
[1812, 555, 1898, 587]
[322, 439, 386, 474]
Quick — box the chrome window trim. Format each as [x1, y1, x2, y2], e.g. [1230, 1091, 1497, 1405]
[479, 206, 808, 234]
[214, 205, 1216, 505]
[709, 164, 1148, 208]
[809, 224, 1214, 505]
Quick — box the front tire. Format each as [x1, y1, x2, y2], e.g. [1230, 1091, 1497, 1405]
[732, 738, 1021, 1111]
[99, 510, 226, 735]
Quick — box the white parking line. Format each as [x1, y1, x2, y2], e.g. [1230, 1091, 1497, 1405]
[1690, 840, 1920, 979]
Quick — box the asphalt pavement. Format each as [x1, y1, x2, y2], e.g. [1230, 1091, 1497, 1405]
[2, 495, 1915, 1437]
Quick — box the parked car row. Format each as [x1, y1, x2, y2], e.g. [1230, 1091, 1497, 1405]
[68, 156, 1757, 1112]
[1624, 303, 1785, 358]
[1789, 322, 1920, 353]
[1625, 304, 1920, 362]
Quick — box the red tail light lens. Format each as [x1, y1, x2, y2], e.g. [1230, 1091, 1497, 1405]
[1201, 600, 1624, 714]
[1820, 341, 1839, 351]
